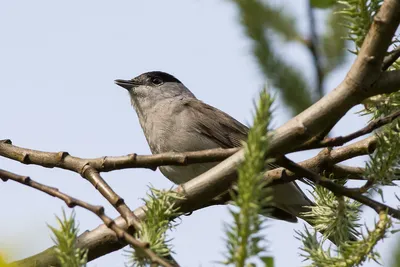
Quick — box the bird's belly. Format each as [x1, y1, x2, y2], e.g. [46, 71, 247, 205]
[159, 162, 219, 184]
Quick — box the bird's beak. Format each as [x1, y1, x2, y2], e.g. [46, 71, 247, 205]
[114, 79, 139, 90]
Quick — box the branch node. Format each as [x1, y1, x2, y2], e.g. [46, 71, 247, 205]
[114, 197, 125, 207]
[94, 206, 104, 215]
[366, 55, 377, 63]
[66, 199, 76, 208]
[129, 153, 137, 162]
[80, 163, 91, 178]
[21, 153, 30, 164]
[22, 176, 31, 183]
[178, 155, 187, 165]
[100, 156, 107, 169]
[57, 151, 69, 162]
[373, 14, 386, 25]
[143, 242, 150, 249]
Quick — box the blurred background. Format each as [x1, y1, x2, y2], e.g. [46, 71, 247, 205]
[1, 0, 399, 266]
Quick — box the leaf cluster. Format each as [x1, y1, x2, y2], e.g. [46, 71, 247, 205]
[224, 89, 274, 266]
[301, 182, 361, 245]
[338, 0, 383, 53]
[128, 188, 183, 267]
[232, 0, 349, 115]
[297, 212, 391, 267]
[48, 210, 88, 267]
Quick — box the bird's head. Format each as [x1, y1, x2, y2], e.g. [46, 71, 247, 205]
[115, 71, 196, 109]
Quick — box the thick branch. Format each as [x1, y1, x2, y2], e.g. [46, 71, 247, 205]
[0, 169, 175, 267]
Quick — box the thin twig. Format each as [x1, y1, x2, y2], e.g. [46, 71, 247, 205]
[0, 140, 141, 231]
[276, 156, 400, 219]
[330, 165, 366, 180]
[0, 169, 175, 267]
[0, 140, 239, 171]
[265, 135, 377, 185]
[382, 45, 400, 70]
[318, 109, 400, 147]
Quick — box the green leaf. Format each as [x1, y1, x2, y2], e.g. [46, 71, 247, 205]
[223, 88, 273, 265]
[233, 0, 313, 115]
[298, 212, 391, 267]
[49, 209, 87, 267]
[260, 256, 274, 267]
[311, 0, 336, 8]
[322, 6, 348, 73]
[128, 188, 183, 267]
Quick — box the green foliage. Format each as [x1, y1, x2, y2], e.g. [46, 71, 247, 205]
[232, 0, 313, 115]
[301, 182, 361, 245]
[338, 0, 383, 53]
[48, 210, 88, 267]
[298, 212, 391, 267]
[322, 6, 348, 73]
[365, 121, 400, 186]
[223, 88, 273, 266]
[128, 188, 182, 267]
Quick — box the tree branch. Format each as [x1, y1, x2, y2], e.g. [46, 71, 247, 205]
[0, 140, 239, 171]
[7, 0, 400, 265]
[317, 109, 400, 148]
[0, 140, 141, 231]
[265, 135, 376, 185]
[276, 156, 400, 219]
[382, 45, 400, 70]
[0, 169, 175, 267]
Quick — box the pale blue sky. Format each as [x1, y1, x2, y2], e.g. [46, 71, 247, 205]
[1, 1, 399, 266]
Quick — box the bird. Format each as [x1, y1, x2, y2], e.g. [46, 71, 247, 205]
[114, 71, 314, 223]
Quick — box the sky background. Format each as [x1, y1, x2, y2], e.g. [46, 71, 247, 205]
[1, 1, 399, 266]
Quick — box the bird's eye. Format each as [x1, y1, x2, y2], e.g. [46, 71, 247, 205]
[151, 77, 163, 85]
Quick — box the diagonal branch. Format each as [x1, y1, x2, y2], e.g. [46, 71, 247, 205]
[316, 109, 400, 148]
[0, 169, 175, 267]
[266, 135, 377, 185]
[276, 156, 400, 219]
[382, 45, 400, 70]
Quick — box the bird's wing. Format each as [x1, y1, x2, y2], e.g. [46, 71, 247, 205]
[183, 99, 249, 148]
[182, 98, 316, 221]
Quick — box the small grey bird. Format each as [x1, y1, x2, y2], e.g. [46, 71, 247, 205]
[115, 71, 312, 223]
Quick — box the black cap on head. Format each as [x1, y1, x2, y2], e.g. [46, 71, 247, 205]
[115, 71, 182, 90]
[136, 71, 182, 85]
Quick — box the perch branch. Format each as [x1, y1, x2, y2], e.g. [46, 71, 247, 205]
[0, 169, 175, 267]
